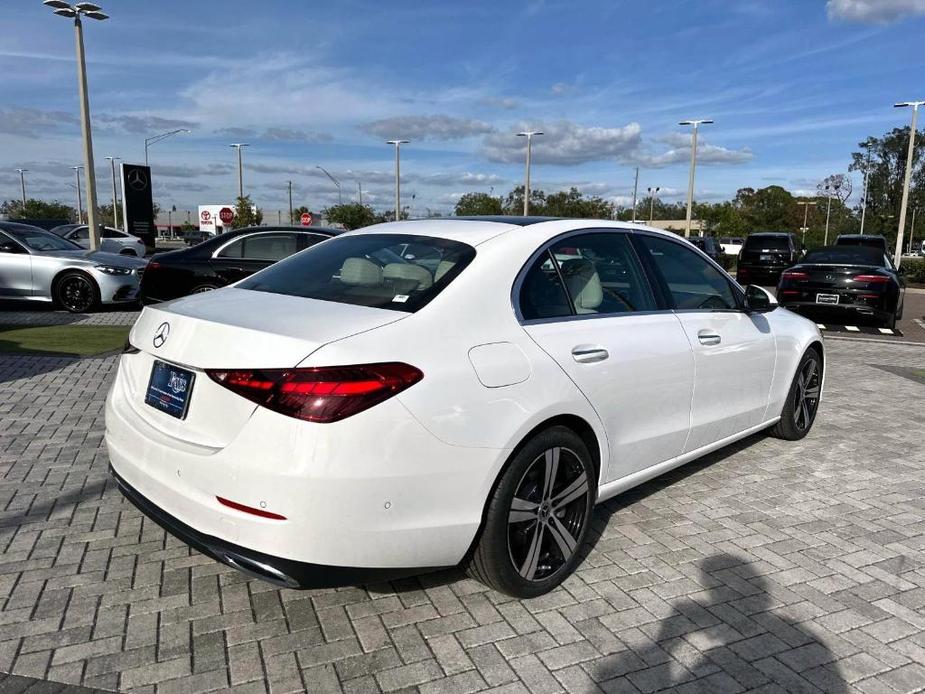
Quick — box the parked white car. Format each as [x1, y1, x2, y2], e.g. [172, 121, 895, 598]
[719, 236, 744, 256]
[106, 218, 823, 597]
[51, 224, 147, 256]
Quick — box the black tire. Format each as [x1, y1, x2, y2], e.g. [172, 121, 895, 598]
[190, 284, 219, 294]
[119, 248, 138, 256]
[467, 426, 596, 598]
[55, 271, 99, 313]
[770, 348, 822, 441]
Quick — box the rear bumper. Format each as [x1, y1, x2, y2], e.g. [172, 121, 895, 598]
[111, 465, 444, 588]
[778, 300, 893, 322]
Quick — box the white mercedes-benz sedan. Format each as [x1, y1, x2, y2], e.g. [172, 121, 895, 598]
[106, 217, 823, 597]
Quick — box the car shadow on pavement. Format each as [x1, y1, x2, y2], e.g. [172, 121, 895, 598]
[1, 479, 111, 528]
[588, 553, 849, 692]
[0, 352, 85, 384]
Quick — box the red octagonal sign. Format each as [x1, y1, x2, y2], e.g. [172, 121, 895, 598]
[300, 212, 313, 226]
[219, 207, 234, 224]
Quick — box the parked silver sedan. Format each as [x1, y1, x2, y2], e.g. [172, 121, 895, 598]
[50, 223, 147, 256]
[0, 221, 146, 313]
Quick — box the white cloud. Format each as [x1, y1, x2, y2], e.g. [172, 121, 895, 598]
[482, 120, 642, 166]
[633, 132, 753, 168]
[262, 128, 333, 143]
[362, 115, 494, 141]
[96, 114, 197, 135]
[0, 108, 77, 138]
[826, 0, 925, 23]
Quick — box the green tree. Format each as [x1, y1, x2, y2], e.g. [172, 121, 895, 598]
[1, 198, 75, 221]
[323, 202, 379, 230]
[502, 185, 547, 215]
[291, 206, 311, 224]
[454, 192, 503, 216]
[230, 195, 263, 228]
[544, 187, 616, 219]
[99, 202, 122, 227]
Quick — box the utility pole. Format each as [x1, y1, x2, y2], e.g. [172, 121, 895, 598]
[316, 165, 343, 205]
[631, 167, 639, 223]
[357, 181, 363, 206]
[908, 206, 917, 255]
[679, 119, 713, 238]
[386, 140, 409, 220]
[230, 143, 249, 199]
[516, 131, 543, 215]
[893, 101, 924, 268]
[105, 156, 120, 229]
[823, 182, 840, 246]
[797, 201, 817, 246]
[287, 181, 293, 224]
[647, 186, 660, 223]
[859, 142, 872, 234]
[15, 169, 27, 209]
[72, 166, 84, 223]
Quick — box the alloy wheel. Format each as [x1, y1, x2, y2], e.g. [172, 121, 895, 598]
[793, 356, 821, 431]
[192, 285, 217, 293]
[507, 446, 590, 581]
[60, 276, 94, 313]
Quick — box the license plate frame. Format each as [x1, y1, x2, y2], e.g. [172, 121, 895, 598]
[816, 293, 839, 305]
[145, 360, 195, 420]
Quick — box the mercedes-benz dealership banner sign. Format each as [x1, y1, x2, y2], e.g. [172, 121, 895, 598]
[121, 163, 155, 251]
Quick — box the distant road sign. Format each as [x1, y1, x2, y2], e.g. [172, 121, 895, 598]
[300, 212, 313, 226]
[219, 207, 234, 225]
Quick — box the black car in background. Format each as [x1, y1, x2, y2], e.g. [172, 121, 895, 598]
[776, 245, 904, 329]
[140, 226, 339, 303]
[688, 235, 721, 261]
[736, 232, 801, 285]
[835, 234, 889, 255]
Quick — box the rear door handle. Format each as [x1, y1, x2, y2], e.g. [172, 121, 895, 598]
[571, 345, 609, 363]
[697, 330, 721, 346]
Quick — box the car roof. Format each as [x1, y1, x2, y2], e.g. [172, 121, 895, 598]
[0, 221, 51, 233]
[836, 234, 886, 240]
[748, 231, 793, 237]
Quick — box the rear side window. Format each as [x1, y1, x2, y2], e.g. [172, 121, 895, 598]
[238, 233, 475, 313]
[744, 235, 790, 250]
[520, 253, 572, 320]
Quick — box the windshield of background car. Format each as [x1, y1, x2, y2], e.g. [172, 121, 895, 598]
[4, 225, 82, 251]
[238, 233, 476, 312]
[743, 235, 790, 250]
[836, 237, 887, 250]
[803, 247, 885, 266]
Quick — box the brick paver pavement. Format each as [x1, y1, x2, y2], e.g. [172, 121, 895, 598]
[0, 308, 140, 327]
[1, 339, 924, 693]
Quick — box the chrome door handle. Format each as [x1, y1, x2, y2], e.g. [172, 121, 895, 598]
[697, 331, 721, 346]
[571, 345, 609, 363]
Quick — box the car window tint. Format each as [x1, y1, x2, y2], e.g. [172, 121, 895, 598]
[101, 228, 120, 238]
[639, 235, 738, 311]
[239, 233, 475, 313]
[217, 238, 244, 258]
[520, 251, 572, 320]
[744, 235, 790, 250]
[242, 233, 299, 261]
[550, 233, 654, 314]
[74, 227, 89, 241]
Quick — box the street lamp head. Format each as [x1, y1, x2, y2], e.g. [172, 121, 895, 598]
[44, 0, 72, 9]
[516, 131, 543, 137]
[53, 8, 77, 17]
[229, 143, 250, 148]
[75, 2, 102, 11]
[387, 139, 410, 145]
[679, 119, 714, 126]
[894, 101, 925, 109]
[83, 11, 109, 20]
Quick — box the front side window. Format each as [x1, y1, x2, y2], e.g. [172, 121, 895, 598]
[238, 233, 475, 313]
[4, 226, 81, 252]
[73, 227, 89, 241]
[638, 235, 738, 311]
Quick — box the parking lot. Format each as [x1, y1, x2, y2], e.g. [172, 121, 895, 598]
[1, 318, 924, 693]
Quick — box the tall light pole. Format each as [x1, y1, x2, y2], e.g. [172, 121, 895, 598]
[893, 101, 924, 268]
[859, 141, 872, 234]
[287, 181, 293, 224]
[230, 143, 249, 199]
[316, 165, 343, 204]
[908, 206, 918, 255]
[15, 169, 27, 209]
[679, 119, 713, 238]
[647, 186, 660, 223]
[797, 201, 817, 246]
[72, 166, 84, 223]
[631, 167, 639, 223]
[45, 0, 108, 251]
[144, 128, 190, 166]
[516, 131, 543, 216]
[386, 140, 409, 221]
[105, 156, 120, 229]
[823, 182, 840, 246]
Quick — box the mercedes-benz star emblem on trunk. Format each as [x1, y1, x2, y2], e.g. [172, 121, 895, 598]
[153, 322, 170, 348]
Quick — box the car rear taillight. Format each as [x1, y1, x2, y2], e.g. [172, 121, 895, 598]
[780, 271, 808, 281]
[851, 274, 889, 284]
[206, 362, 423, 423]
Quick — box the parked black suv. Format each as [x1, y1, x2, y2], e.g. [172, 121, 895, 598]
[736, 232, 802, 285]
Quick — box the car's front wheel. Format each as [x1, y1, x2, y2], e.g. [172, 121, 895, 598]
[467, 426, 595, 598]
[119, 248, 138, 256]
[55, 271, 99, 313]
[770, 348, 821, 441]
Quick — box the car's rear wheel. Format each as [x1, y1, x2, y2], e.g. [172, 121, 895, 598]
[55, 272, 99, 313]
[467, 426, 595, 598]
[770, 348, 821, 441]
[119, 248, 138, 256]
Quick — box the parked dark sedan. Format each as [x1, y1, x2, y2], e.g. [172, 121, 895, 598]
[776, 245, 904, 329]
[736, 232, 802, 286]
[140, 226, 339, 303]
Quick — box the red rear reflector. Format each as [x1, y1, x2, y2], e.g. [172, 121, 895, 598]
[780, 290, 800, 295]
[207, 362, 423, 423]
[217, 496, 286, 520]
[781, 271, 808, 280]
[851, 274, 889, 284]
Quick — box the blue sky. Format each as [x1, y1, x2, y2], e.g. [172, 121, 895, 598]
[1, 0, 924, 217]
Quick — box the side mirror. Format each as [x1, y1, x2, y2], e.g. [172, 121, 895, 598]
[0, 242, 23, 254]
[745, 285, 778, 313]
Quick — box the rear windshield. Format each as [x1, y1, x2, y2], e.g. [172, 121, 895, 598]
[835, 236, 887, 249]
[238, 233, 476, 312]
[743, 235, 790, 250]
[803, 247, 885, 266]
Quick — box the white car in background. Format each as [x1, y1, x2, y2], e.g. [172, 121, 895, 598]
[51, 224, 147, 256]
[106, 217, 823, 597]
[719, 236, 744, 256]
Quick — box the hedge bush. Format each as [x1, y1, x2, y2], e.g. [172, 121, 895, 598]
[903, 258, 925, 284]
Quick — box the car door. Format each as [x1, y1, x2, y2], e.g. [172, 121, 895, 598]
[634, 234, 776, 452]
[518, 230, 695, 483]
[211, 232, 303, 285]
[0, 232, 33, 298]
